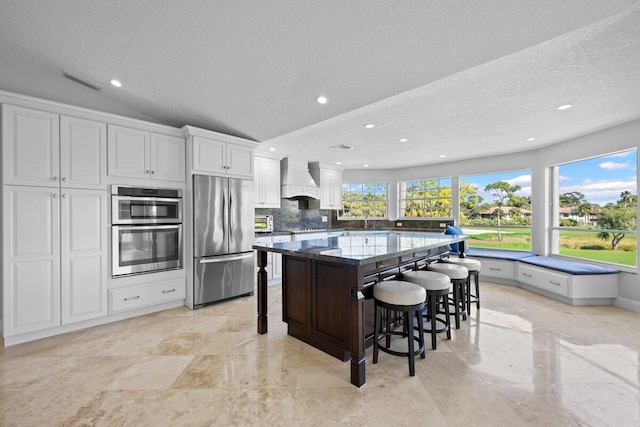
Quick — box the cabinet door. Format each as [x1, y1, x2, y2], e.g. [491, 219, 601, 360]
[107, 125, 150, 178]
[192, 136, 226, 174]
[3, 186, 61, 335]
[2, 105, 59, 187]
[60, 116, 107, 189]
[150, 133, 185, 182]
[227, 144, 253, 178]
[254, 157, 281, 208]
[60, 189, 108, 324]
[315, 168, 342, 209]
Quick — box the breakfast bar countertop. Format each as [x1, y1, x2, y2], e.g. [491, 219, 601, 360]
[252, 230, 468, 266]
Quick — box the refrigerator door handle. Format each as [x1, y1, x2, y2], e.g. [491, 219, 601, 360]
[199, 253, 253, 264]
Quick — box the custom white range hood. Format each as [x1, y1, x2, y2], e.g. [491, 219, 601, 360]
[280, 157, 320, 201]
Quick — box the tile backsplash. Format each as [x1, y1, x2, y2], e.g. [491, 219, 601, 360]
[256, 200, 452, 232]
[255, 199, 333, 230]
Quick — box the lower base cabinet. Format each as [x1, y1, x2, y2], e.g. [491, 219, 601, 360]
[110, 277, 186, 313]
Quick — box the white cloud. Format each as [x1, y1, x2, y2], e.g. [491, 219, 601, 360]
[599, 161, 629, 170]
[559, 178, 637, 205]
[507, 174, 531, 187]
[558, 174, 571, 182]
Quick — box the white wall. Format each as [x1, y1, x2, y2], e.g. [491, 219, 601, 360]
[343, 118, 640, 310]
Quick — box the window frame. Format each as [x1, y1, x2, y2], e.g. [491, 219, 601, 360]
[397, 178, 453, 220]
[338, 182, 389, 220]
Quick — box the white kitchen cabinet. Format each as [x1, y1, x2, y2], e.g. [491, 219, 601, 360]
[108, 124, 185, 182]
[3, 186, 61, 334]
[110, 277, 186, 313]
[2, 186, 108, 335]
[271, 235, 291, 281]
[308, 162, 343, 209]
[192, 135, 254, 178]
[475, 258, 515, 280]
[2, 106, 107, 189]
[254, 155, 281, 208]
[2, 105, 59, 187]
[60, 189, 108, 324]
[517, 263, 571, 297]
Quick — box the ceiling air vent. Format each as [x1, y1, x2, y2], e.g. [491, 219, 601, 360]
[331, 144, 353, 151]
[63, 71, 103, 91]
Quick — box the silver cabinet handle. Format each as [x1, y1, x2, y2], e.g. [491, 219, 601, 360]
[162, 289, 176, 294]
[522, 273, 533, 278]
[549, 281, 561, 286]
[53, 176, 58, 182]
[53, 193, 58, 198]
[62, 177, 67, 182]
[62, 194, 67, 198]
[200, 253, 253, 264]
[489, 267, 501, 271]
[151, 170, 155, 175]
[145, 170, 150, 174]
[124, 296, 140, 301]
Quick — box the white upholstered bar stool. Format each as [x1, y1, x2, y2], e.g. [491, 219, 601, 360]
[373, 280, 426, 376]
[402, 270, 452, 350]
[426, 263, 469, 329]
[441, 256, 481, 315]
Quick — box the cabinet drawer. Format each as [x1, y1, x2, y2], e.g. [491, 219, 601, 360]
[477, 258, 514, 279]
[516, 264, 570, 296]
[110, 277, 186, 313]
[272, 235, 292, 243]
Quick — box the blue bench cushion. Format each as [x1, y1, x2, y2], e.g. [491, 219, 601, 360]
[445, 225, 464, 253]
[518, 256, 619, 275]
[466, 248, 537, 261]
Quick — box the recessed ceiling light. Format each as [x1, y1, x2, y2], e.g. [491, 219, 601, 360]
[336, 161, 341, 165]
[439, 155, 446, 158]
[364, 124, 375, 129]
[399, 138, 408, 142]
[316, 96, 327, 104]
[527, 137, 536, 141]
[110, 79, 122, 88]
[363, 164, 369, 167]
[557, 104, 572, 110]
[269, 147, 276, 151]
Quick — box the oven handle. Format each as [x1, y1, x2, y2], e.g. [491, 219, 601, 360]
[199, 253, 253, 264]
[113, 224, 182, 231]
[113, 196, 182, 203]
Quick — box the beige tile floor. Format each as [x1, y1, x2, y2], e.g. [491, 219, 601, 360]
[1, 282, 639, 426]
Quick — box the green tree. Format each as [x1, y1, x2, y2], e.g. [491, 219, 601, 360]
[559, 192, 587, 208]
[484, 181, 522, 241]
[596, 191, 637, 250]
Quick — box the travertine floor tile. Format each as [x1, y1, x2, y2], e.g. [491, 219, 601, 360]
[1, 282, 639, 426]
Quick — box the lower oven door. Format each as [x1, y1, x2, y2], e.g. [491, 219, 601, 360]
[112, 224, 183, 277]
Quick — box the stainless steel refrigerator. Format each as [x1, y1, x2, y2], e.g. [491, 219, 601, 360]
[193, 174, 255, 307]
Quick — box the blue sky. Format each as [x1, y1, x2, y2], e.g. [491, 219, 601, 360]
[462, 149, 637, 206]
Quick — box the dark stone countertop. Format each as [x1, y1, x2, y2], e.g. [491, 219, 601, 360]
[253, 231, 467, 266]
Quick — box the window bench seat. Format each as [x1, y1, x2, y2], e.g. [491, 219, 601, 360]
[463, 250, 619, 306]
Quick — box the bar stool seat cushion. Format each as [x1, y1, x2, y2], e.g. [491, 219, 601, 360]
[403, 271, 450, 291]
[443, 257, 482, 272]
[428, 263, 469, 280]
[373, 280, 426, 306]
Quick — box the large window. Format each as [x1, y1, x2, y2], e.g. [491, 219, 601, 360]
[459, 170, 532, 251]
[399, 178, 452, 218]
[553, 149, 637, 267]
[340, 183, 388, 219]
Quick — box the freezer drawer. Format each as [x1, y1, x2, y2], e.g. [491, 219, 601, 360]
[194, 252, 254, 307]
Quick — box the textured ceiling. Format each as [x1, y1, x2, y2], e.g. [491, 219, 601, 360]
[0, 1, 639, 169]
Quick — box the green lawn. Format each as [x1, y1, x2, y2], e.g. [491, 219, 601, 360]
[464, 227, 637, 267]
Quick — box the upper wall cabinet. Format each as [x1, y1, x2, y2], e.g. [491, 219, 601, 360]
[2, 105, 107, 189]
[183, 125, 258, 179]
[108, 124, 185, 182]
[308, 162, 343, 210]
[254, 154, 281, 208]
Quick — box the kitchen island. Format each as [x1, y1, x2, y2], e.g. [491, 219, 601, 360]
[253, 230, 467, 387]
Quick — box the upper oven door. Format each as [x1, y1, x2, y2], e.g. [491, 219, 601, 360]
[112, 195, 182, 224]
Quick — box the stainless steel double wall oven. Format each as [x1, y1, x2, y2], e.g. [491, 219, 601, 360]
[111, 185, 183, 277]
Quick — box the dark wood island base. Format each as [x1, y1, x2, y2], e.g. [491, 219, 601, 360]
[254, 232, 467, 387]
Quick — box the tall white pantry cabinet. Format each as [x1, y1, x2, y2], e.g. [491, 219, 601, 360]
[2, 105, 108, 336]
